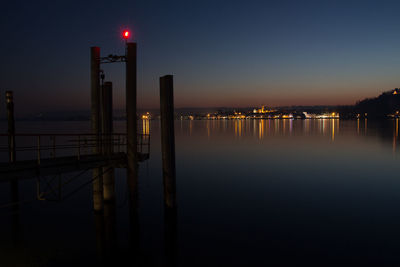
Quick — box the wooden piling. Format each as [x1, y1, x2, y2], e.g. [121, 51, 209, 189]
[6, 91, 16, 163]
[102, 81, 115, 202]
[129, 205, 142, 265]
[165, 207, 178, 267]
[160, 75, 177, 209]
[125, 42, 142, 264]
[94, 212, 105, 263]
[6, 91, 19, 204]
[91, 46, 103, 212]
[104, 202, 117, 258]
[126, 42, 138, 210]
[6, 91, 20, 246]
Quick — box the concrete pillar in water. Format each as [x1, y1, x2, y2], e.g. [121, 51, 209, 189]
[91, 46, 103, 212]
[102, 81, 115, 202]
[160, 75, 177, 209]
[126, 42, 138, 210]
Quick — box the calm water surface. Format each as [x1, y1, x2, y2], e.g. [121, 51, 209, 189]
[1, 119, 400, 266]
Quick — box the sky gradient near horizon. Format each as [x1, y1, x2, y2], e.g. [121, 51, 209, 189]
[2, 0, 400, 115]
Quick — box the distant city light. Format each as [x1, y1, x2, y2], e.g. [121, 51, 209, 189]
[142, 112, 150, 120]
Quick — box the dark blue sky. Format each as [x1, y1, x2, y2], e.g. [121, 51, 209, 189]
[2, 0, 400, 115]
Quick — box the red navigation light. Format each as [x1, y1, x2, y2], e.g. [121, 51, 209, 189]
[123, 30, 130, 40]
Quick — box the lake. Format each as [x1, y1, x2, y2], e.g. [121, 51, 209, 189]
[1, 119, 400, 266]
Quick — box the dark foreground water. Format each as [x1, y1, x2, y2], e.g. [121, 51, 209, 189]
[1, 119, 400, 266]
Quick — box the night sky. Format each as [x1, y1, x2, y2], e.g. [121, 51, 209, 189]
[2, 0, 400, 115]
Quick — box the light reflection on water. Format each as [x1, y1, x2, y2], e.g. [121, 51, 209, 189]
[1, 119, 400, 266]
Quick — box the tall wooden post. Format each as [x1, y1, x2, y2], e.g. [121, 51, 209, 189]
[160, 75, 177, 209]
[126, 42, 141, 263]
[6, 91, 18, 202]
[165, 207, 178, 267]
[126, 42, 138, 210]
[102, 81, 115, 203]
[104, 202, 117, 263]
[6, 91, 16, 163]
[94, 212, 105, 263]
[6, 91, 20, 247]
[91, 46, 103, 212]
[160, 75, 178, 266]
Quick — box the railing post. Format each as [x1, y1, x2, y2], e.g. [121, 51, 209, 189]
[52, 136, 56, 159]
[118, 135, 121, 152]
[6, 91, 16, 163]
[78, 135, 81, 160]
[148, 132, 151, 155]
[37, 136, 41, 165]
[140, 134, 143, 154]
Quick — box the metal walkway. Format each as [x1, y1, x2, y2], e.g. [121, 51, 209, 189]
[0, 133, 150, 182]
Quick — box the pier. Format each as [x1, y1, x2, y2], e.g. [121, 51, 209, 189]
[0, 35, 150, 208]
[0, 133, 149, 182]
[0, 30, 178, 265]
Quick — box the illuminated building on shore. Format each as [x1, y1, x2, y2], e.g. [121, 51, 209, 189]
[186, 108, 341, 120]
[141, 112, 151, 120]
[253, 105, 277, 114]
[302, 112, 339, 119]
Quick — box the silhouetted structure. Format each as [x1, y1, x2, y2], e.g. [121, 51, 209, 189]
[160, 75, 179, 267]
[356, 88, 400, 118]
[102, 82, 115, 203]
[160, 75, 177, 209]
[1, 36, 180, 267]
[91, 46, 104, 212]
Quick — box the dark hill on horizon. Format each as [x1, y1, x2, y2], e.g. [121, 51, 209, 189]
[355, 88, 400, 118]
[3, 89, 400, 121]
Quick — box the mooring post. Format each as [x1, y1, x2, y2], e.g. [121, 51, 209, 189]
[102, 81, 115, 203]
[6, 91, 20, 247]
[125, 42, 142, 262]
[104, 202, 117, 263]
[160, 75, 177, 209]
[6, 91, 16, 163]
[126, 42, 138, 210]
[160, 75, 178, 266]
[94, 212, 105, 263]
[6, 91, 19, 202]
[165, 207, 178, 267]
[91, 46, 104, 212]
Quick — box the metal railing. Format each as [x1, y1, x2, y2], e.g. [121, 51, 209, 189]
[0, 133, 150, 164]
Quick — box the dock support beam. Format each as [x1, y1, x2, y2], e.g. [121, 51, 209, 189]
[126, 42, 141, 262]
[160, 75, 178, 266]
[102, 81, 115, 203]
[6, 91, 19, 204]
[160, 75, 177, 209]
[91, 46, 103, 212]
[165, 208, 178, 267]
[126, 42, 138, 210]
[6, 91, 16, 163]
[6, 91, 20, 246]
